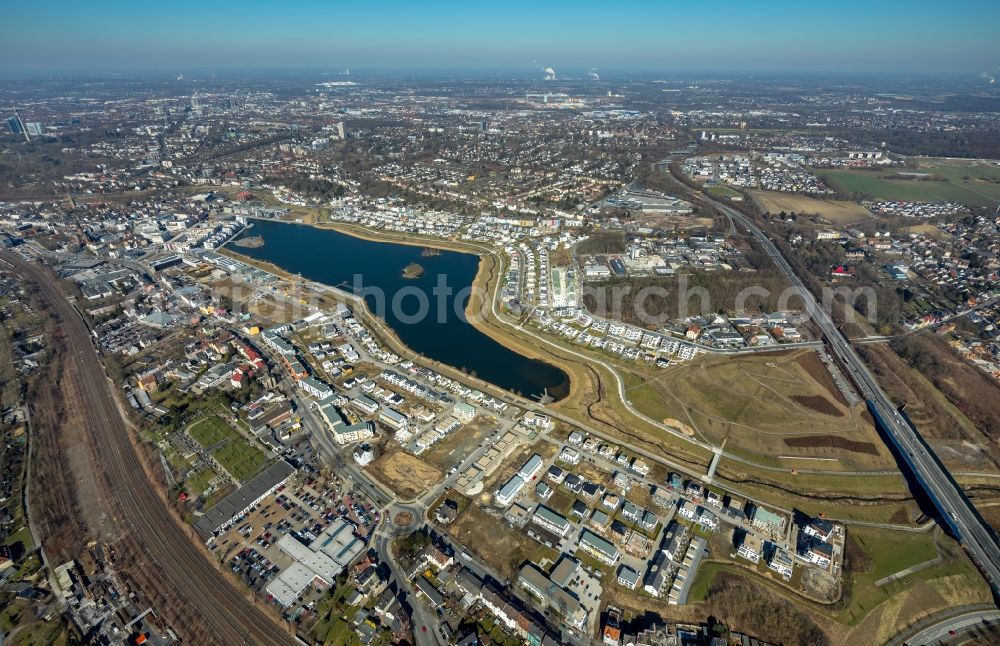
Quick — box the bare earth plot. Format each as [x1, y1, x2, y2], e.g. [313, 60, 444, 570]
[624, 349, 895, 471]
[446, 502, 557, 581]
[751, 190, 873, 224]
[420, 417, 495, 472]
[365, 446, 442, 500]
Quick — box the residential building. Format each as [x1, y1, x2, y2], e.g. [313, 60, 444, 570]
[453, 401, 476, 422]
[617, 565, 640, 590]
[737, 532, 763, 564]
[803, 517, 835, 543]
[378, 407, 408, 431]
[750, 505, 786, 534]
[352, 443, 375, 466]
[516, 564, 588, 631]
[518, 454, 544, 481]
[496, 475, 526, 507]
[532, 504, 571, 537]
[579, 529, 620, 565]
[768, 545, 794, 580]
[298, 376, 333, 399]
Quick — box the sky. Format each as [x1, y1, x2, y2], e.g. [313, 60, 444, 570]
[2, 0, 999, 75]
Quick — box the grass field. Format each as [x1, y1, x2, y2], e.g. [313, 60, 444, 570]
[189, 415, 236, 447]
[815, 162, 1000, 209]
[751, 190, 873, 224]
[624, 349, 894, 471]
[707, 185, 742, 199]
[835, 527, 989, 632]
[685, 527, 991, 645]
[188, 415, 269, 482]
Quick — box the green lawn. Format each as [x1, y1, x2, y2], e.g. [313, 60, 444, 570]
[213, 441, 268, 482]
[621, 372, 675, 423]
[834, 526, 939, 624]
[815, 167, 1000, 209]
[3, 525, 34, 551]
[189, 415, 238, 447]
[189, 415, 268, 482]
[185, 467, 219, 496]
[321, 617, 362, 646]
[849, 526, 938, 581]
[707, 185, 742, 199]
[686, 560, 727, 602]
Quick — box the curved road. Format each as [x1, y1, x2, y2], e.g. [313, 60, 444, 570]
[887, 607, 1000, 645]
[3, 251, 293, 644]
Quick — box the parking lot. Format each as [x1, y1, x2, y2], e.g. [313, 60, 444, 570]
[209, 472, 381, 600]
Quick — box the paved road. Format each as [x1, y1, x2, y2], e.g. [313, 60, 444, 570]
[888, 608, 1000, 645]
[699, 196, 1000, 596]
[372, 527, 442, 646]
[2, 252, 293, 644]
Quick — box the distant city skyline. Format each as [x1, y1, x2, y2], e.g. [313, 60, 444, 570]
[3, 0, 999, 75]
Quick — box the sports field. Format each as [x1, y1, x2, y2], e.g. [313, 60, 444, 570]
[815, 161, 1000, 208]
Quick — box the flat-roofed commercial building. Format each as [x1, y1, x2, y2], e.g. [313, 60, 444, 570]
[193, 460, 295, 541]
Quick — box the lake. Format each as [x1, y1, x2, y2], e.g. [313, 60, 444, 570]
[228, 219, 569, 401]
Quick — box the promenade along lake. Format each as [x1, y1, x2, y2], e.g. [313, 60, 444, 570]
[228, 220, 569, 401]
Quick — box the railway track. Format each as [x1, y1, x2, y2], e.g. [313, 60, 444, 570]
[4, 251, 293, 644]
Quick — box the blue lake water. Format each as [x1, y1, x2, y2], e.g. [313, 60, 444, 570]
[229, 219, 569, 400]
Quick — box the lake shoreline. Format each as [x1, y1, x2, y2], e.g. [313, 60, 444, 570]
[227, 217, 572, 400]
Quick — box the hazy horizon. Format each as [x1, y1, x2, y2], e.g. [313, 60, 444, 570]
[3, 0, 999, 76]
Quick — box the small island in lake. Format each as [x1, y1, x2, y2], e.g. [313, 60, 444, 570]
[402, 262, 425, 279]
[233, 235, 265, 249]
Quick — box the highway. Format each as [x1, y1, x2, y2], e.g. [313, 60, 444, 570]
[701, 197, 1000, 596]
[888, 607, 1000, 645]
[3, 251, 294, 644]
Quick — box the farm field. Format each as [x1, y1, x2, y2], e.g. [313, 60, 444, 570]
[815, 162, 1000, 209]
[623, 349, 895, 471]
[750, 190, 873, 224]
